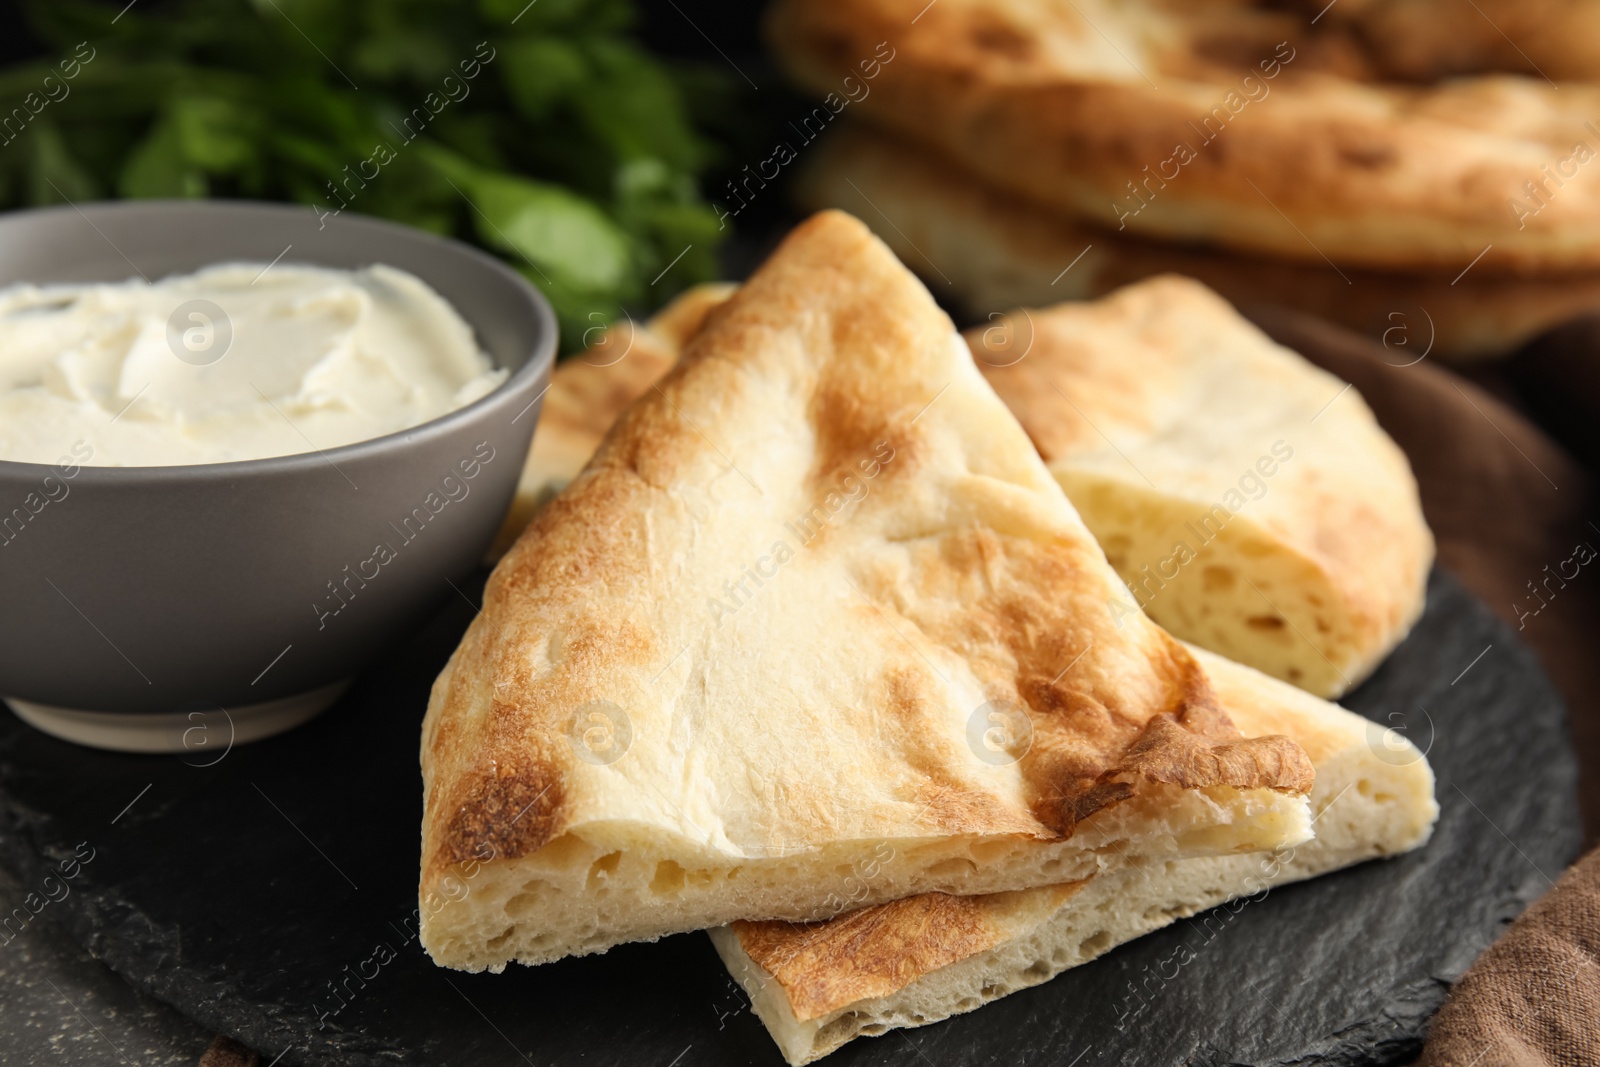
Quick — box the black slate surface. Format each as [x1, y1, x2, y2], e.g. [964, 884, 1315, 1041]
[0, 568, 1581, 1067]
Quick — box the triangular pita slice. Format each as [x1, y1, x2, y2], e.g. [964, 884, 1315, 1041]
[487, 283, 737, 559]
[712, 645, 1438, 1065]
[419, 211, 1313, 972]
[975, 276, 1433, 697]
[497, 273, 1432, 698]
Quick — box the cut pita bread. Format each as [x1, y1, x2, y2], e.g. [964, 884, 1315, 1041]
[498, 272, 1430, 698]
[419, 212, 1314, 971]
[488, 284, 736, 559]
[797, 124, 1600, 362]
[711, 644, 1438, 1065]
[975, 275, 1434, 698]
[767, 0, 1600, 271]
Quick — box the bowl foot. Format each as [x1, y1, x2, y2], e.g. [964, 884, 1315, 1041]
[3, 681, 350, 753]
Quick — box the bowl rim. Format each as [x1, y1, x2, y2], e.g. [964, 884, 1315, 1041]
[0, 199, 558, 483]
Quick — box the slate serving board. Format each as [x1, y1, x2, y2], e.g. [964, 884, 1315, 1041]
[0, 568, 1581, 1067]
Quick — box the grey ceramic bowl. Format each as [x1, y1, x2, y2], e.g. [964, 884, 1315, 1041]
[0, 201, 556, 751]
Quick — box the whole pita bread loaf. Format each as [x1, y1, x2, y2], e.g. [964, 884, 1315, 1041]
[420, 212, 1313, 971]
[796, 123, 1600, 362]
[767, 0, 1600, 272]
[975, 275, 1434, 697]
[712, 644, 1439, 1064]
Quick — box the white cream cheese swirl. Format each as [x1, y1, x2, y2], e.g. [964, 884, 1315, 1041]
[0, 263, 507, 466]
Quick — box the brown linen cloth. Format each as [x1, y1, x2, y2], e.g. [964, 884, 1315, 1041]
[1418, 847, 1600, 1067]
[1246, 306, 1600, 1067]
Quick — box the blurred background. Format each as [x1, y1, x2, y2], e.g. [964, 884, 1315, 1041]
[0, 0, 788, 351]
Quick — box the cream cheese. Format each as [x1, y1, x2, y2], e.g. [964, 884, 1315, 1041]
[0, 262, 507, 466]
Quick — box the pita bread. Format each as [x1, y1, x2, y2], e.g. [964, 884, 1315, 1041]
[499, 272, 1430, 698]
[797, 124, 1600, 362]
[488, 284, 736, 559]
[419, 212, 1314, 971]
[712, 644, 1439, 1065]
[767, 0, 1600, 272]
[1322, 0, 1600, 82]
[975, 275, 1434, 698]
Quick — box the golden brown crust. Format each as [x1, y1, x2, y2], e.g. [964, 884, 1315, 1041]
[733, 885, 1081, 1021]
[967, 274, 1432, 696]
[435, 741, 567, 867]
[797, 122, 1600, 361]
[726, 643, 1432, 1027]
[642, 281, 739, 348]
[488, 285, 739, 560]
[974, 274, 1431, 676]
[843, 525, 1313, 840]
[768, 0, 1600, 271]
[515, 249, 1428, 702]
[542, 332, 676, 456]
[421, 212, 1311, 899]
[424, 467, 663, 883]
[1320, 0, 1600, 82]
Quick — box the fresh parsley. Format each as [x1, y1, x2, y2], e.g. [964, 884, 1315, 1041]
[0, 0, 728, 350]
